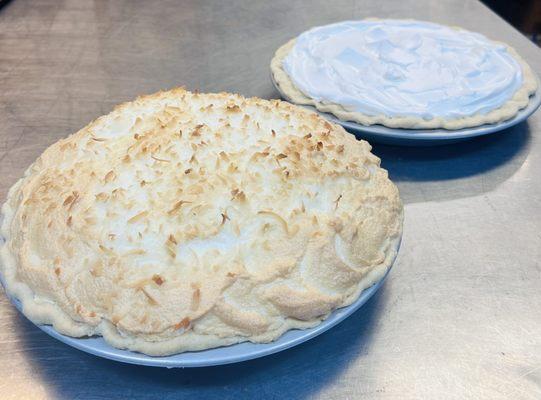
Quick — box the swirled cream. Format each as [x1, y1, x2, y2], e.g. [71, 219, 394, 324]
[283, 20, 524, 119]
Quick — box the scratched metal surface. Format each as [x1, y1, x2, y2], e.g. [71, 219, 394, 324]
[1, 0, 540, 398]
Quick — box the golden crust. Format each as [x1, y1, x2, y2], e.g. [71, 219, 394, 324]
[271, 23, 538, 130]
[0, 88, 402, 355]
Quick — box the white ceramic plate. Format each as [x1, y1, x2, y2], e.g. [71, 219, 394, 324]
[271, 74, 541, 146]
[0, 239, 400, 368]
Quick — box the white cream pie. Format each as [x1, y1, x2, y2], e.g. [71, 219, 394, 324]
[0, 89, 403, 355]
[271, 19, 538, 129]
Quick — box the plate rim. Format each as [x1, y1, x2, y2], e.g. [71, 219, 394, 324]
[271, 73, 541, 142]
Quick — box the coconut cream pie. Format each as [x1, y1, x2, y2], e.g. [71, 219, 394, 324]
[0, 89, 402, 355]
[271, 19, 538, 129]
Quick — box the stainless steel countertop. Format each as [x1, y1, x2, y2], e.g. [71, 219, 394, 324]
[1, 0, 540, 399]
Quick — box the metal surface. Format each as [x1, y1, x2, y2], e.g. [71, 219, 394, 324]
[272, 72, 541, 146]
[0, 0, 540, 398]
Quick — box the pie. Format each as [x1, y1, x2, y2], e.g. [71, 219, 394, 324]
[0, 89, 402, 355]
[271, 19, 538, 129]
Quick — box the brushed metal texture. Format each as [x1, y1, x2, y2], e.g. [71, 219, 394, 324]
[0, 0, 540, 398]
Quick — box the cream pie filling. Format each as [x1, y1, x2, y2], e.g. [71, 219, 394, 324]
[272, 19, 538, 129]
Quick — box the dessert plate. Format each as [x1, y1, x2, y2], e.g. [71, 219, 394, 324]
[272, 74, 541, 146]
[0, 238, 400, 368]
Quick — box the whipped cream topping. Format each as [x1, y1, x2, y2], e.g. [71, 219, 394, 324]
[283, 20, 524, 119]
